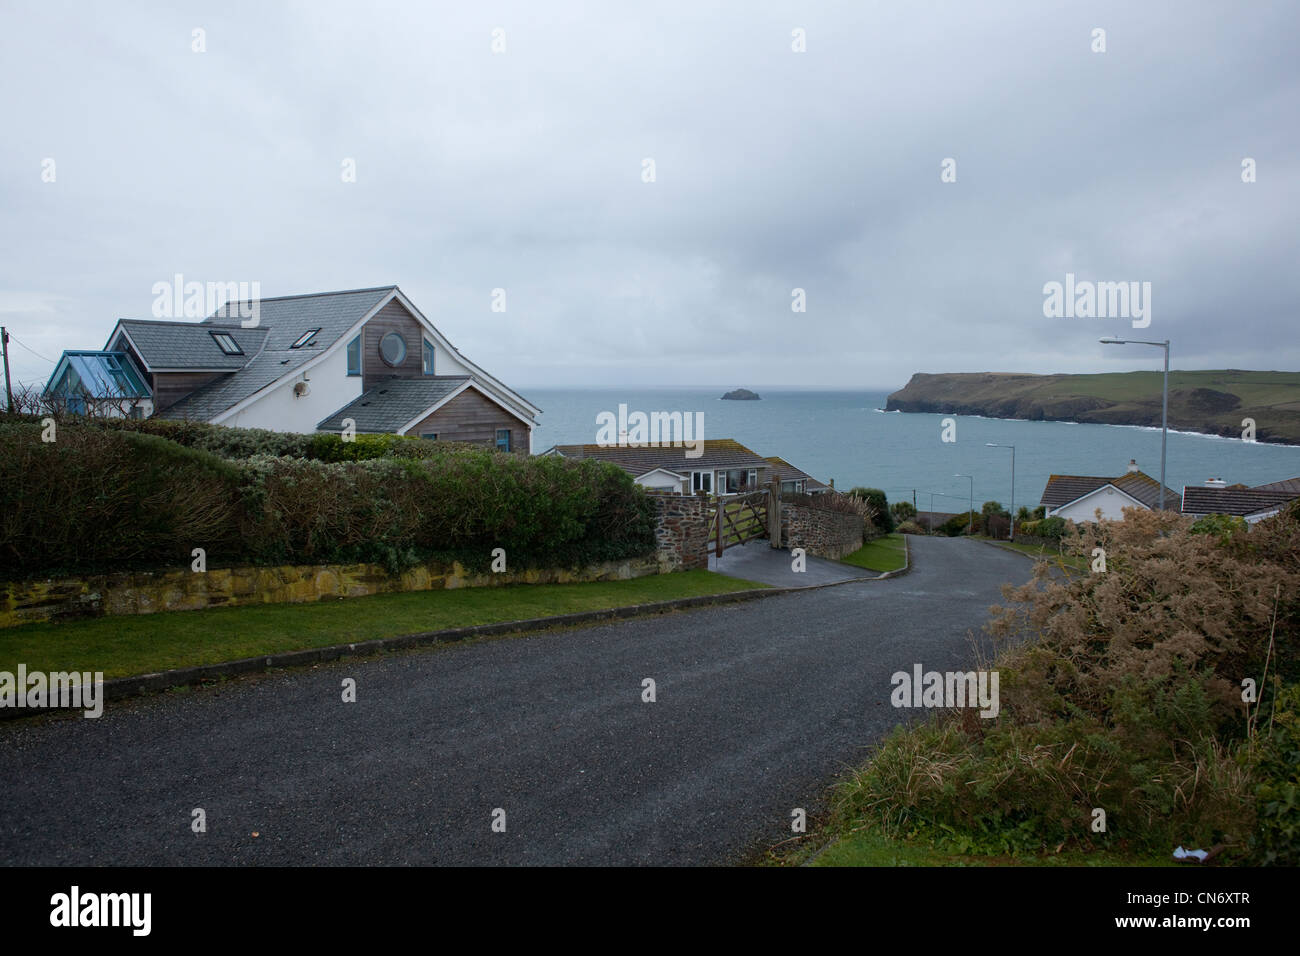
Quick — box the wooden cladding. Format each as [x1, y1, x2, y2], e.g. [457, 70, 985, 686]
[407, 386, 530, 452]
[362, 299, 425, 390]
[151, 371, 226, 410]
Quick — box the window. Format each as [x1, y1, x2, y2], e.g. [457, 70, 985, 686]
[721, 469, 758, 494]
[423, 339, 435, 375]
[420, 432, 438, 440]
[346, 335, 361, 376]
[210, 331, 242, 355]
[495, 429, 511, 452]
[291, 328, 321, 349]
[379, 332, 407, 367]
[692, 471, 713, 494]
[129, 406, 145, 420]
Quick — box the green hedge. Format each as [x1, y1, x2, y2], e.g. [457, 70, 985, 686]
[0, 423, 657, 578]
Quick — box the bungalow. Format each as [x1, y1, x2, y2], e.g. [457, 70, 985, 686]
[42, 286, 539, 450]
[763, 456, 832, 495]
[1181, 475, 1300, 524]
[542, 439, 776, 495]
[1039, 459, 1181, 521]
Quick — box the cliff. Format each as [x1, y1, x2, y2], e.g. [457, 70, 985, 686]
[884, 371, 1300, 445]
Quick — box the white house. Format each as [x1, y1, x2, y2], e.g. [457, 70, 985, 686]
[1039, 459, 1181, 521]
[43, 286, 540, 450]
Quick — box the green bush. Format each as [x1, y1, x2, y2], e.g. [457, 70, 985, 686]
[849, 487, 893, 533]
[1248, 682, 1300, 865]
[941, 511, 979, 536]
[0, 424, 658, 578]
[890, 500, 917, 522]
[1191, 512, 1249, 543]
[0, 422, 245, 576]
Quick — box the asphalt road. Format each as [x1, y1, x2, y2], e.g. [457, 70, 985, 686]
[0, 536, 1033, 866]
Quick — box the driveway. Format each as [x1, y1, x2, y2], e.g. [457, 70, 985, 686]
[708, 538, 875, 586]
[0, 536, 1032, 866]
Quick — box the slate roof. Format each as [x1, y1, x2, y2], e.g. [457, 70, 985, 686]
[1040, 470, 1181, 512]
[1181, 485, 1300, 517]
[544, 439, 770, 477]
[764, 456, 831, 491]
[316, 377, 471, 433]
[1252, 475, 1300, 495]
[154, 287, 397, 421]
[113, 320, 268, 371]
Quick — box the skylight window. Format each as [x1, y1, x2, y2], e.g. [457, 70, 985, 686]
[291, 328, 321, 349]
[210, 331, 243, 355]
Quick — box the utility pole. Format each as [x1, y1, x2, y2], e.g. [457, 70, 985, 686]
[1, 326, 14, 413]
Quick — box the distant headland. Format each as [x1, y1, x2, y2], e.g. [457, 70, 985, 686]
[722, 388, 761, 401]
[885, 371, 1300, 445]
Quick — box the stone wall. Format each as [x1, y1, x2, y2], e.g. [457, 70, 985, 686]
[780, 502, 864, 560]
[0, 554, 666, 629]
[652, 492, 712, 571]
[0, 497, 719, 629]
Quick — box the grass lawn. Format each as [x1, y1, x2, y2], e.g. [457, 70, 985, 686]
[798, 827, 1174, 867]
[838, 533, 907, 573]
[0, 570, 765, 681]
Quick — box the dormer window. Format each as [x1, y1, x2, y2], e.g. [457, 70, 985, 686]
[291, 328, 321, 349]
[210, 331, 243, 355]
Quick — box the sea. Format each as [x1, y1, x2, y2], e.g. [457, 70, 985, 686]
[524, 388, 1300, 514]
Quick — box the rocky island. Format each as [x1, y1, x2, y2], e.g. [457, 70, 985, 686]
[722, 388, 761, 401]
[885, 371, 1300, 445]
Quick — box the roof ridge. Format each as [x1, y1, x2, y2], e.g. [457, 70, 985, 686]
[215, 285, 398, 305]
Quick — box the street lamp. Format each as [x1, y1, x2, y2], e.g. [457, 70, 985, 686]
[954, 474, 973, 534]
[985, 443, 1015, 541]
[1101, 337, 1170, 511]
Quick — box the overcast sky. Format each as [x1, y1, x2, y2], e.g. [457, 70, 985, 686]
[2, 1, 1296, 392]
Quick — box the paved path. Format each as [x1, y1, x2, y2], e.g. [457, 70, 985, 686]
[0, 536, 1031, 866]
[708, 539, 874, 586]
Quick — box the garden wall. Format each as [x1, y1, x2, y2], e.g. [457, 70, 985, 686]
[780, 502, 864, 560]
[652, 493, 711, 571]
[0, 554, 667, 629]
[0, 498, 718, 629]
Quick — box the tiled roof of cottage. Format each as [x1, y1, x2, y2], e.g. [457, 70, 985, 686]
[764, 456, 831, 491]
[316, 377, 472, 433]
[1181, 486, 1300, 517]
[545, 439, 770, 476]
[151, 287, 398, 420]
[1040, 469, 1181, 511]
[114, 319, 269, 371]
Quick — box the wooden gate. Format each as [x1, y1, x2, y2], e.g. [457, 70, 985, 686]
[709, 489, 770, 556]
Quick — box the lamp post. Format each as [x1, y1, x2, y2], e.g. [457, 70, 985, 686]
[954, 474, 973, 534]
[1100, 337, 1169, 511]
[928, 492, 935, 534]
[985, 443, 1015, 540]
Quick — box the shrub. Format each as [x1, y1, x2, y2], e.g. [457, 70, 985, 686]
[0, 423, 244, 576]
[832, 506, 1300, 860]
[981, 500, 1008, 518]
[895, 519, 925, 535]
[0, 425, 658, 578]
[985, 514, 1010, 539]
[848, 487, 893, 533]
[890, 500, 917, 522]
[1190, 512, 1249, 543]
[941, 511, 979, 536]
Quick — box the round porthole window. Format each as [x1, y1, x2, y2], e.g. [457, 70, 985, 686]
[379, 332, 407, 367]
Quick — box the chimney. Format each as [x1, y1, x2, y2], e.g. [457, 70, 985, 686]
[1126, 459, 1139, 473]
[1205, 478, 1227, 488]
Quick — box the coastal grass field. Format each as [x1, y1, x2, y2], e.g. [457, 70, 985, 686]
[0, 570, 765, 680]
[887, 369, 1300, 443]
